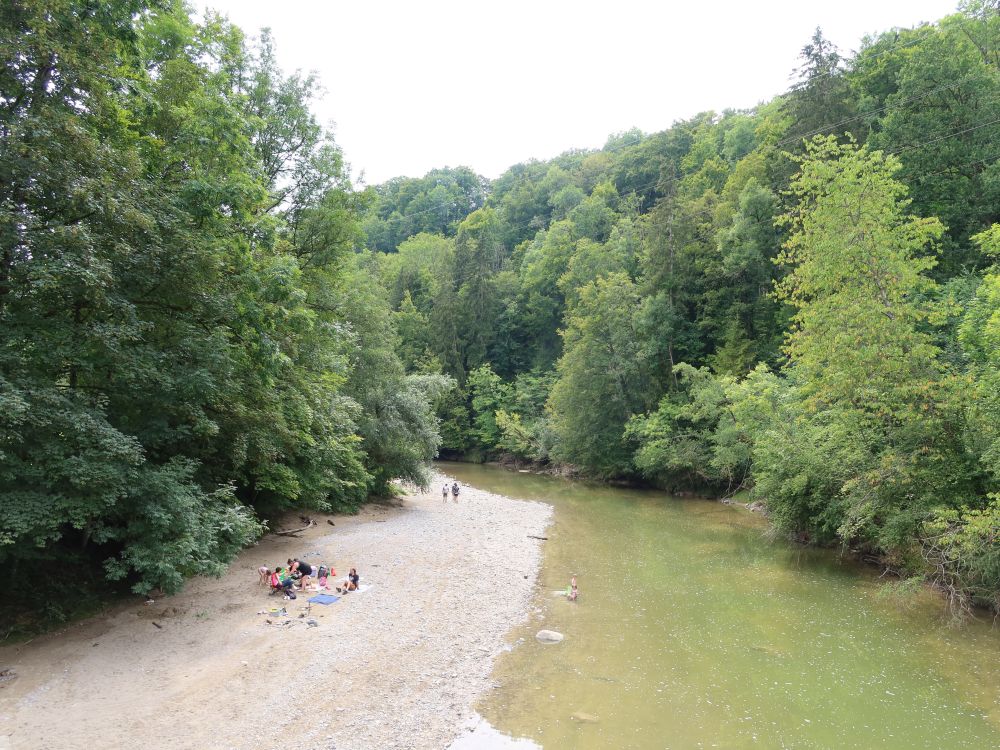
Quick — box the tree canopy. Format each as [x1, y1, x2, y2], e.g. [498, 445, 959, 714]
[373, 3, 1000, 615]
[4, 1, 999, 625]
[0, 1, 451, 629]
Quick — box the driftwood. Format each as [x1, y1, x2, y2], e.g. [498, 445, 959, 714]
[274, 520, 315, 537]
[528, 535, 548, 541]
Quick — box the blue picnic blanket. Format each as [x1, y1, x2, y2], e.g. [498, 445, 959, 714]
[308, 594, 340, 605]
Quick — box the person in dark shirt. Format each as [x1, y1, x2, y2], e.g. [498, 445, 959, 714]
[289, 559, 314, 589]
[337, 568, 359, 593]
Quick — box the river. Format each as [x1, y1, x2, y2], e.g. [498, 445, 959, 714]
[440, 462, 1000, 750]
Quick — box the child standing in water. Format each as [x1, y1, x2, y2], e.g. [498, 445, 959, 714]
[567, 575, 578, 601]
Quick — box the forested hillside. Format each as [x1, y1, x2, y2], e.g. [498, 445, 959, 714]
[370, 4, 1000, 614]
[2, 1, 998, 628]
[0, 1, 450, 625]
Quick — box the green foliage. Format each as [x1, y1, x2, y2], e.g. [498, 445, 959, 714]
[0, 380, 144, 552]
[783, 28, 857, 145]
[860, 11, 1000, 271]
[922, 498, 1000, 614]
[336, 256, 455, 494]
[102, 460, 263, 595]
[518, 221, 577, 368]
[0, 2, 449, 622]
[629, 364, 748, 492]
[492, 410, 540, 460]
[382, 232, 454, 312]
[363, 167, 490, 252]
[369, 4, 1000, 613]
[726, 367, 852, 542]
[8, 0, 999, 619]
[418, 207, 510, 381]
[548, 274, 652, 477]
[769, 138, 971, 551]
[960, 225, 1000, 485]
[394, 291, 434, 371]
[435, 385, 475, 456]
[467, 364, 514, 448]
[706, 179, 785, 373]
[775, 138, 945, 408]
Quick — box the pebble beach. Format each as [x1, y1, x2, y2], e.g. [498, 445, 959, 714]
[0, 473, 552, 750]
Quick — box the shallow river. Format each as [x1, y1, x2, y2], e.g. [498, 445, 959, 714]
[440, 462, 1000, 750]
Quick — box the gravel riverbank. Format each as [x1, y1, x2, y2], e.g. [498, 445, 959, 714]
[0, 472, 552, 750]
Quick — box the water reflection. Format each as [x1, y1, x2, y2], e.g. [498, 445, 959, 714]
[448, 714, 541, 750]
[439, 462, 1000, 750]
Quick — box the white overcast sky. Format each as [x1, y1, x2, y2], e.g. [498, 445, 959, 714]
[200, 0, 961, 185]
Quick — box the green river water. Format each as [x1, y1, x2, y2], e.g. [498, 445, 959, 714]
[440, 462, 1000, 750]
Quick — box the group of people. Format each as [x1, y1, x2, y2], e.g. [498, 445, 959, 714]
[441, 481, 461, 500]
[262, 558, 359, 599]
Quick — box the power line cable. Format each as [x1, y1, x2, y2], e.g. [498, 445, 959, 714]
[772, 73, 982, 148]
[913, 148, 1000, 182]
[889, 116, 1000, 155]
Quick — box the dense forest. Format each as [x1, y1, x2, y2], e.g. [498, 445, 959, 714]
[0, 1, 451, 626]
[368, 3, 1000, 616]
[1, 1, 998, 628]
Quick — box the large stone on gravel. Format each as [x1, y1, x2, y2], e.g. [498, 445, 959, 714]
[535, 629, 564, 644]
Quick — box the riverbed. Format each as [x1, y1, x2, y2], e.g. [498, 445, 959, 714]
[0, 477, 550, 750]
[442, 462, 1000, 750]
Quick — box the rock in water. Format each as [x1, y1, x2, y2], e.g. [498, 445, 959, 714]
[571, 711, 599, 723]
[535, 629, 564, 644]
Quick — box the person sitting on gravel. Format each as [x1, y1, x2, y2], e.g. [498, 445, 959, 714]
[269, 567, 294, 595]
[316, 564, 333, 589]
[336, 568, 359, 593]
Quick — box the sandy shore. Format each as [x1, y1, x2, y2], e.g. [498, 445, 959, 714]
[0, 473, 552, 750]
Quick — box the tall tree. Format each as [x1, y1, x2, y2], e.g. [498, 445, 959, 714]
[0, 1, 264, 600]
[771, 137, 971, 550]
[548, 273, 652, 476]
[452, 208, 505, 375]
[783, 27, 858, 145]
[863, 8, 1000, 272]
